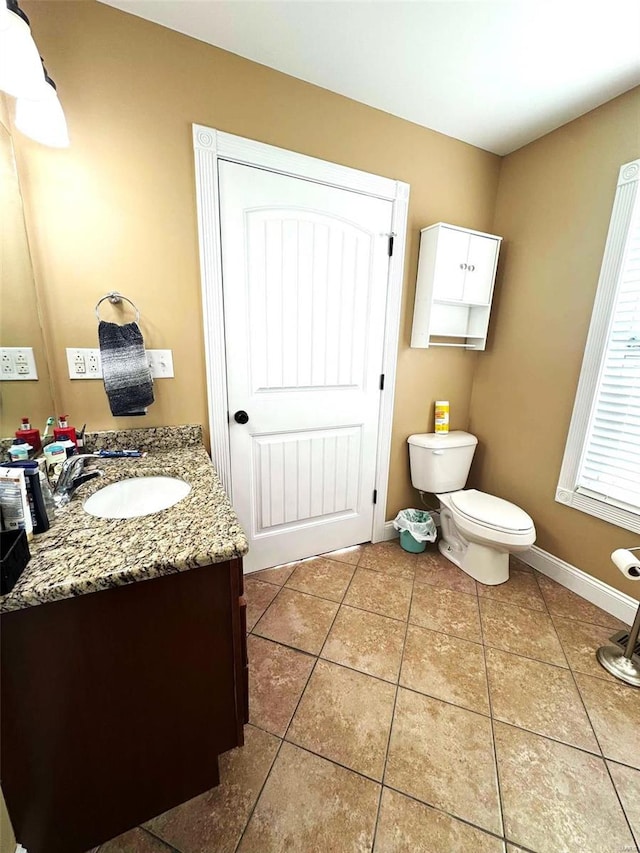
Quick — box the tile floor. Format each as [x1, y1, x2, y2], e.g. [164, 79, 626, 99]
[95, 541, 640, 853]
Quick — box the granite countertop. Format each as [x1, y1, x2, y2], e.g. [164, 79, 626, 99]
[1, 426, 249, 614]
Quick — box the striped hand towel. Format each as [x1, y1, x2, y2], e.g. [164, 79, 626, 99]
[98, 321, 154, 416]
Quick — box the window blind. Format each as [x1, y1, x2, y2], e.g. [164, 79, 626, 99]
[577, 192, 640, 512]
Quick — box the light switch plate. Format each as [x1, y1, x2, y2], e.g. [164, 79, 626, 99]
[0, 347, 38, 380]
[147, 349, 174, 378]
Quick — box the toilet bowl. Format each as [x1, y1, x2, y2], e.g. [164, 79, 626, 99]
[437, 489, 535, 585]
[407, 431, 536, 585]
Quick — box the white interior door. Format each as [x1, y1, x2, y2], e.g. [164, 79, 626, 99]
[219, 161, 393, 572]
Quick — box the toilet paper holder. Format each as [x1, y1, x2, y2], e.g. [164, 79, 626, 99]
[596, 547, 640, 687]
[611, 547, 640, 580]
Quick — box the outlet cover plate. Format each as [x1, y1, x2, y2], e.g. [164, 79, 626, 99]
[0, 347, 38, 380]
[66, 348, 103, 379]
[66, 348, 174, 379]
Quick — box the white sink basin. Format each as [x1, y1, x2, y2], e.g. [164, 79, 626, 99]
[83, 476, 191, 519]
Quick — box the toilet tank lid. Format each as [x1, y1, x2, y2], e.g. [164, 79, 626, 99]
[407, 431, 478, 449]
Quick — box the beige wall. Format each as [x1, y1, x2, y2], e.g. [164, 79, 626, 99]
[469, 88, 640, 597]
[15, 0, 500, 518]
[0, 787, 16, 853]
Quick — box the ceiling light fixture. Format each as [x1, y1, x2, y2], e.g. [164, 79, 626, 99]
[0, 0, 45, 100]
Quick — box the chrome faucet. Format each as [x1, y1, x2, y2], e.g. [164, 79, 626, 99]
[52, 454, 104, 506]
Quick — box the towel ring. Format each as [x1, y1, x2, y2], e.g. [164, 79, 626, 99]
[95, 291, 141, 323]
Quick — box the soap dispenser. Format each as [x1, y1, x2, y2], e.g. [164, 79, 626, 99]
[16, 417, 41, 452]
[53, 415, 77, 446]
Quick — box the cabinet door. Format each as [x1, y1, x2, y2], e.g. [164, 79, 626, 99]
[462, 235, 499, 304]
[432, 227, 469, 301]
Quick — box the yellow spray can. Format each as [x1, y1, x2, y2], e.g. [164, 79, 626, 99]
[434, 400, 450, 434]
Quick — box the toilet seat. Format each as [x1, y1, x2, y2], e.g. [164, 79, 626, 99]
[449, 489, 534, 534]
[438, 489, 536, 550]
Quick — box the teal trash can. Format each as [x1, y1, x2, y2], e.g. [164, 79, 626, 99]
[400, 529, 426, 553]
[393, 509, 437, 554]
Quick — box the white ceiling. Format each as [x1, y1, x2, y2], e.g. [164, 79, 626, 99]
[100, 0, 640, 155]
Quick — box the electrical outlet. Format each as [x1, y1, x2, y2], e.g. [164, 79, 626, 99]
[0, 348, 38, 380]
[87, 351, 101, 374]
[66, 348, 103, 379]
[1, 353, 13, 376]
[146, 349, 174, 378]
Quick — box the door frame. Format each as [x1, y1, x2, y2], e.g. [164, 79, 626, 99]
[192, 124, 409, 545]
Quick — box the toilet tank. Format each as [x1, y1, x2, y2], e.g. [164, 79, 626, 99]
[407, 431, 478, 493]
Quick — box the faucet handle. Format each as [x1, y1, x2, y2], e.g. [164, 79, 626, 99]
[72, 470, 104, 490]
[53, 453, 99, 503]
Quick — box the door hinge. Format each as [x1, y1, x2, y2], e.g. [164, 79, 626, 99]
[373, 489, 378, 504]
[379, 373, 385, 390]
[388, 234, 394, 256]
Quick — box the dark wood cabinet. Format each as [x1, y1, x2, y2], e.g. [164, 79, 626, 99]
[1, 558, 247, 853]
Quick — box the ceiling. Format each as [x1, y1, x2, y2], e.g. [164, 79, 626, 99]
[100, 0, 640, 155]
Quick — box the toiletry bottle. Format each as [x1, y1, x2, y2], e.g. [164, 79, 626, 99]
[16, 416, 42, 452]
[58, 439, 77, 458]
[434, 401, 450, 435]
[8, 439, 33, 462]
[43, 443, 66, 477]
[35, 458, 56, 522]
[1, 462, 50, 533]
[0, 468, 33, 539]
[53, 415, 77, 446]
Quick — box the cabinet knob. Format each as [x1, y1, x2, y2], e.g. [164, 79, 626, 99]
[468, 264, 475, 272]
[459, 263, 468, 270]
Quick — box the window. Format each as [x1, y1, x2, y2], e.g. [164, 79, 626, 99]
[557, 159, 640, 533]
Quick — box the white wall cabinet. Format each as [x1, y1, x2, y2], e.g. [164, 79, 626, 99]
[411, 222, 502, 349]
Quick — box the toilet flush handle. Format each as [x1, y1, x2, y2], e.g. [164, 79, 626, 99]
[432, 450, 444, 455]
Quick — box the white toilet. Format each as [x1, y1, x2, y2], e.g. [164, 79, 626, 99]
[407, 431, 536, 585]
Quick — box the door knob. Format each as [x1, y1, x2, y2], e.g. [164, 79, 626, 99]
[234, 410, 249, 424]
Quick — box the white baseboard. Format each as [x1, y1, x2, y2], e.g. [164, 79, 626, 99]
[382, 521, 399, 541]
[519, 544, 638, 626]
[381, 524, 638, 626]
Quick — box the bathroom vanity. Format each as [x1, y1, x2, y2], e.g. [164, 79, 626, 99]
[0, 426, 249, 853]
